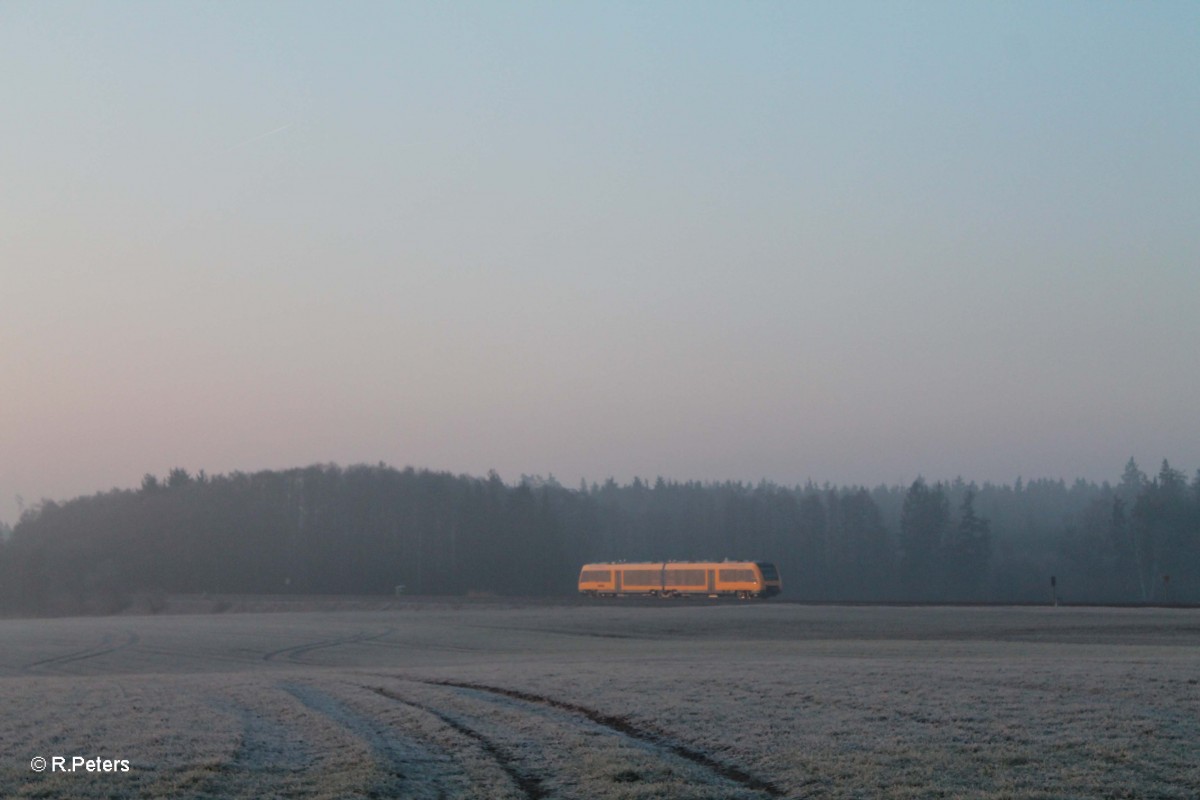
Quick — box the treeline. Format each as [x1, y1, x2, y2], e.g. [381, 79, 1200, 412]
[1, 459, 1197, 614]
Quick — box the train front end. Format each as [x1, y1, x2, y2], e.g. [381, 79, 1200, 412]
[755, 562, 782, 597]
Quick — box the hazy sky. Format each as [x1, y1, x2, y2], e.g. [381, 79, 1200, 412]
[3, 1, 1198, 523]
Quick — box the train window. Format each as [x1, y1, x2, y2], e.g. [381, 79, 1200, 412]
[664, 569, 705, 585]
[756, 562, 779, 581]
[579, 570, 611, 582]
[719, 569, 753, 582]
[622, 569, 659, 586]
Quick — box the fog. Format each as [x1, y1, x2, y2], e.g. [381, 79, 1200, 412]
[2, 2, 1198, 525]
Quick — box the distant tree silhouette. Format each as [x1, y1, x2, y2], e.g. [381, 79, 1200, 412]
[900, 479, 949, 600]
[3, 458, 1198, 614]
[1130, 461, 1195, 602]
[830, 488, 894, 600]
[946, 489, 991, 600]
[793, 490, 830, 600]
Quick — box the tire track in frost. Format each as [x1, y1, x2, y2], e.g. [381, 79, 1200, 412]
[372, 686, 546, 800]
[426, 678, 783, 797]
[24, 631, 140, 672]
[280, 682, 468, 800]
[205, 696, 313, 774]
[262, 628, 391, 663]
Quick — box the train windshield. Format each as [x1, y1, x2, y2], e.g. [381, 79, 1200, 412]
[756, 562, 779, 581]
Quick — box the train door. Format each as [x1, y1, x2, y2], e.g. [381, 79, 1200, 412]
[615, 570, 622, 594]
[706, 569, 715, 592]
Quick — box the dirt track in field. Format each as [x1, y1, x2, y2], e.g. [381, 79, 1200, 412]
[3, 603, 1198, 799]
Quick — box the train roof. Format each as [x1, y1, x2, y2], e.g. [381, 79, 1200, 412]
[580, 560, 771, 568]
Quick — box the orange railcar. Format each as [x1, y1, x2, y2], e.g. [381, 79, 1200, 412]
[578, 561, 782, 599]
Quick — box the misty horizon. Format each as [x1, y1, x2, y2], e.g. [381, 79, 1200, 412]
[3, 2, 1197, 528]
[5, 454, 1198, 527]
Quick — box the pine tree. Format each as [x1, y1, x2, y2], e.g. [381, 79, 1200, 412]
[946, 489, 991, 600]
[900, 478, 949, 600]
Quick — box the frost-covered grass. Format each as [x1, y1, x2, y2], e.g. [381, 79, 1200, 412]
[1, 604, 1197, 798]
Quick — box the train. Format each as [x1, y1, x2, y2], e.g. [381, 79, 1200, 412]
[577, 561, 782, 599]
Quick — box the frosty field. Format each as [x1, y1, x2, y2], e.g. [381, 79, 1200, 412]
[2, 602, 1197, 799]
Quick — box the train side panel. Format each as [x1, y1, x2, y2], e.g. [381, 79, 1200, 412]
[580, 561, 782, 598]
[579, 562, 663, 596]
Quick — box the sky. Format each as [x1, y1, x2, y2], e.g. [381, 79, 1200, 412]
[2, 1, 1198, 523]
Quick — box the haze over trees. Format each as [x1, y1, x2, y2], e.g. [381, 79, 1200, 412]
[1, 459, 1197, 614]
